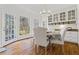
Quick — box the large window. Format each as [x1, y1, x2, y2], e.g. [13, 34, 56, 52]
[19, 16, 30, 35]
[60, 12, 66, 21]
[5, 14, 15, 41]
[68, 10, 75, 20]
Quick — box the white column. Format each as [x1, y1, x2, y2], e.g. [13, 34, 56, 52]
[76, 5, 79, 45]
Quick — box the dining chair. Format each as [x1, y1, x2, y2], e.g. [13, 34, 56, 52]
[33, 27, 49, 54]
[51, 25, 67, 54]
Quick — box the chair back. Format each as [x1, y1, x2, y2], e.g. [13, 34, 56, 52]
[34, 27, 48, 47]
[52, 25, 67, 45]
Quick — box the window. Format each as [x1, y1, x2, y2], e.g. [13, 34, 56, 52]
[5, 14, 15, 41]
[68, 10, 75, 20]
[60, 12, 66, 21]
[43, 21, 45, 27]
[19, 16, 30, 35]
[53, 14, 58, 22]
[48, 14, 52, 22]
[34, 19, 39, 28]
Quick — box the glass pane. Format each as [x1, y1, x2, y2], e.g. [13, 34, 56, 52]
[5, 14, 15, 41]
[19, 16, 30, 35]
[60, 12, 66, 21]
[68, 10, 75, 20]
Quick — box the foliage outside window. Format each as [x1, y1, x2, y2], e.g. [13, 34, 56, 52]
[19, 16, 30, 35]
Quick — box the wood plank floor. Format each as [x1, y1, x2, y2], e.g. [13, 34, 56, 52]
[0, 38, 34, 55]
[0, 38, 79, 55]
[64, 42, 79, 55]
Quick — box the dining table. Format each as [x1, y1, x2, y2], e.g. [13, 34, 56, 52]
[46, 31, 61, 54]
[47, 31, 61, 44]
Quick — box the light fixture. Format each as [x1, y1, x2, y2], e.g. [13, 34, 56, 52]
[40, 9, 51, 14]
[47, 10, 51, 13]
[42, 9, 46, 13]
[60, 25, 66, 29]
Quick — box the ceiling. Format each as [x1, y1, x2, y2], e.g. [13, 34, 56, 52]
[0, 4, 76, 15]
[16, 4, 76, 14]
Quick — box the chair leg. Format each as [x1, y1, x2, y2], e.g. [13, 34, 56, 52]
[36, 45, 39, 54]
[33, 39, 35, 54]
[50, 44, 52, 54]
[45, 47, 47, 55]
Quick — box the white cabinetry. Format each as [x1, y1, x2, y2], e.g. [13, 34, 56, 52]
[64, 31, 78, 43]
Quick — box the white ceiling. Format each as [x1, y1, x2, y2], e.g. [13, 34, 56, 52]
[0, 4, 76, 15]
[16, 4, 76, 14]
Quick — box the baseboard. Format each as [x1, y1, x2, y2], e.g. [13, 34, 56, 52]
[3, 36, 33, 47]
[0, 47, 7, 52]
[64, 41, 78, 45]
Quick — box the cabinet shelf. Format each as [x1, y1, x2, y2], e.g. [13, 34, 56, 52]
[48, 20, 76, 25]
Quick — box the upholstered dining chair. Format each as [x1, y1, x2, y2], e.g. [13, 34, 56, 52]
[33, 27, 49, 54]
[51, 25, 67, 54]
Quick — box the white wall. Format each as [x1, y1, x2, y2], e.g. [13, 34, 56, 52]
[0, 4, 41, 46]
[0, 9, 2, 47]
[0, 4, 41, 33]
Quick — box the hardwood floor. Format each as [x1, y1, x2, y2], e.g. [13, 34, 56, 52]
[0, 38, 79, 55]
[64, 41, 79, 55]
[0, 38, 34, 55]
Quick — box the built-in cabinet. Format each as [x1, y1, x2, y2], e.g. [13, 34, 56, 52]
[64, 30, 78, 43]
[41, 5, 78, 43]
[48, 9, 76, 26]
